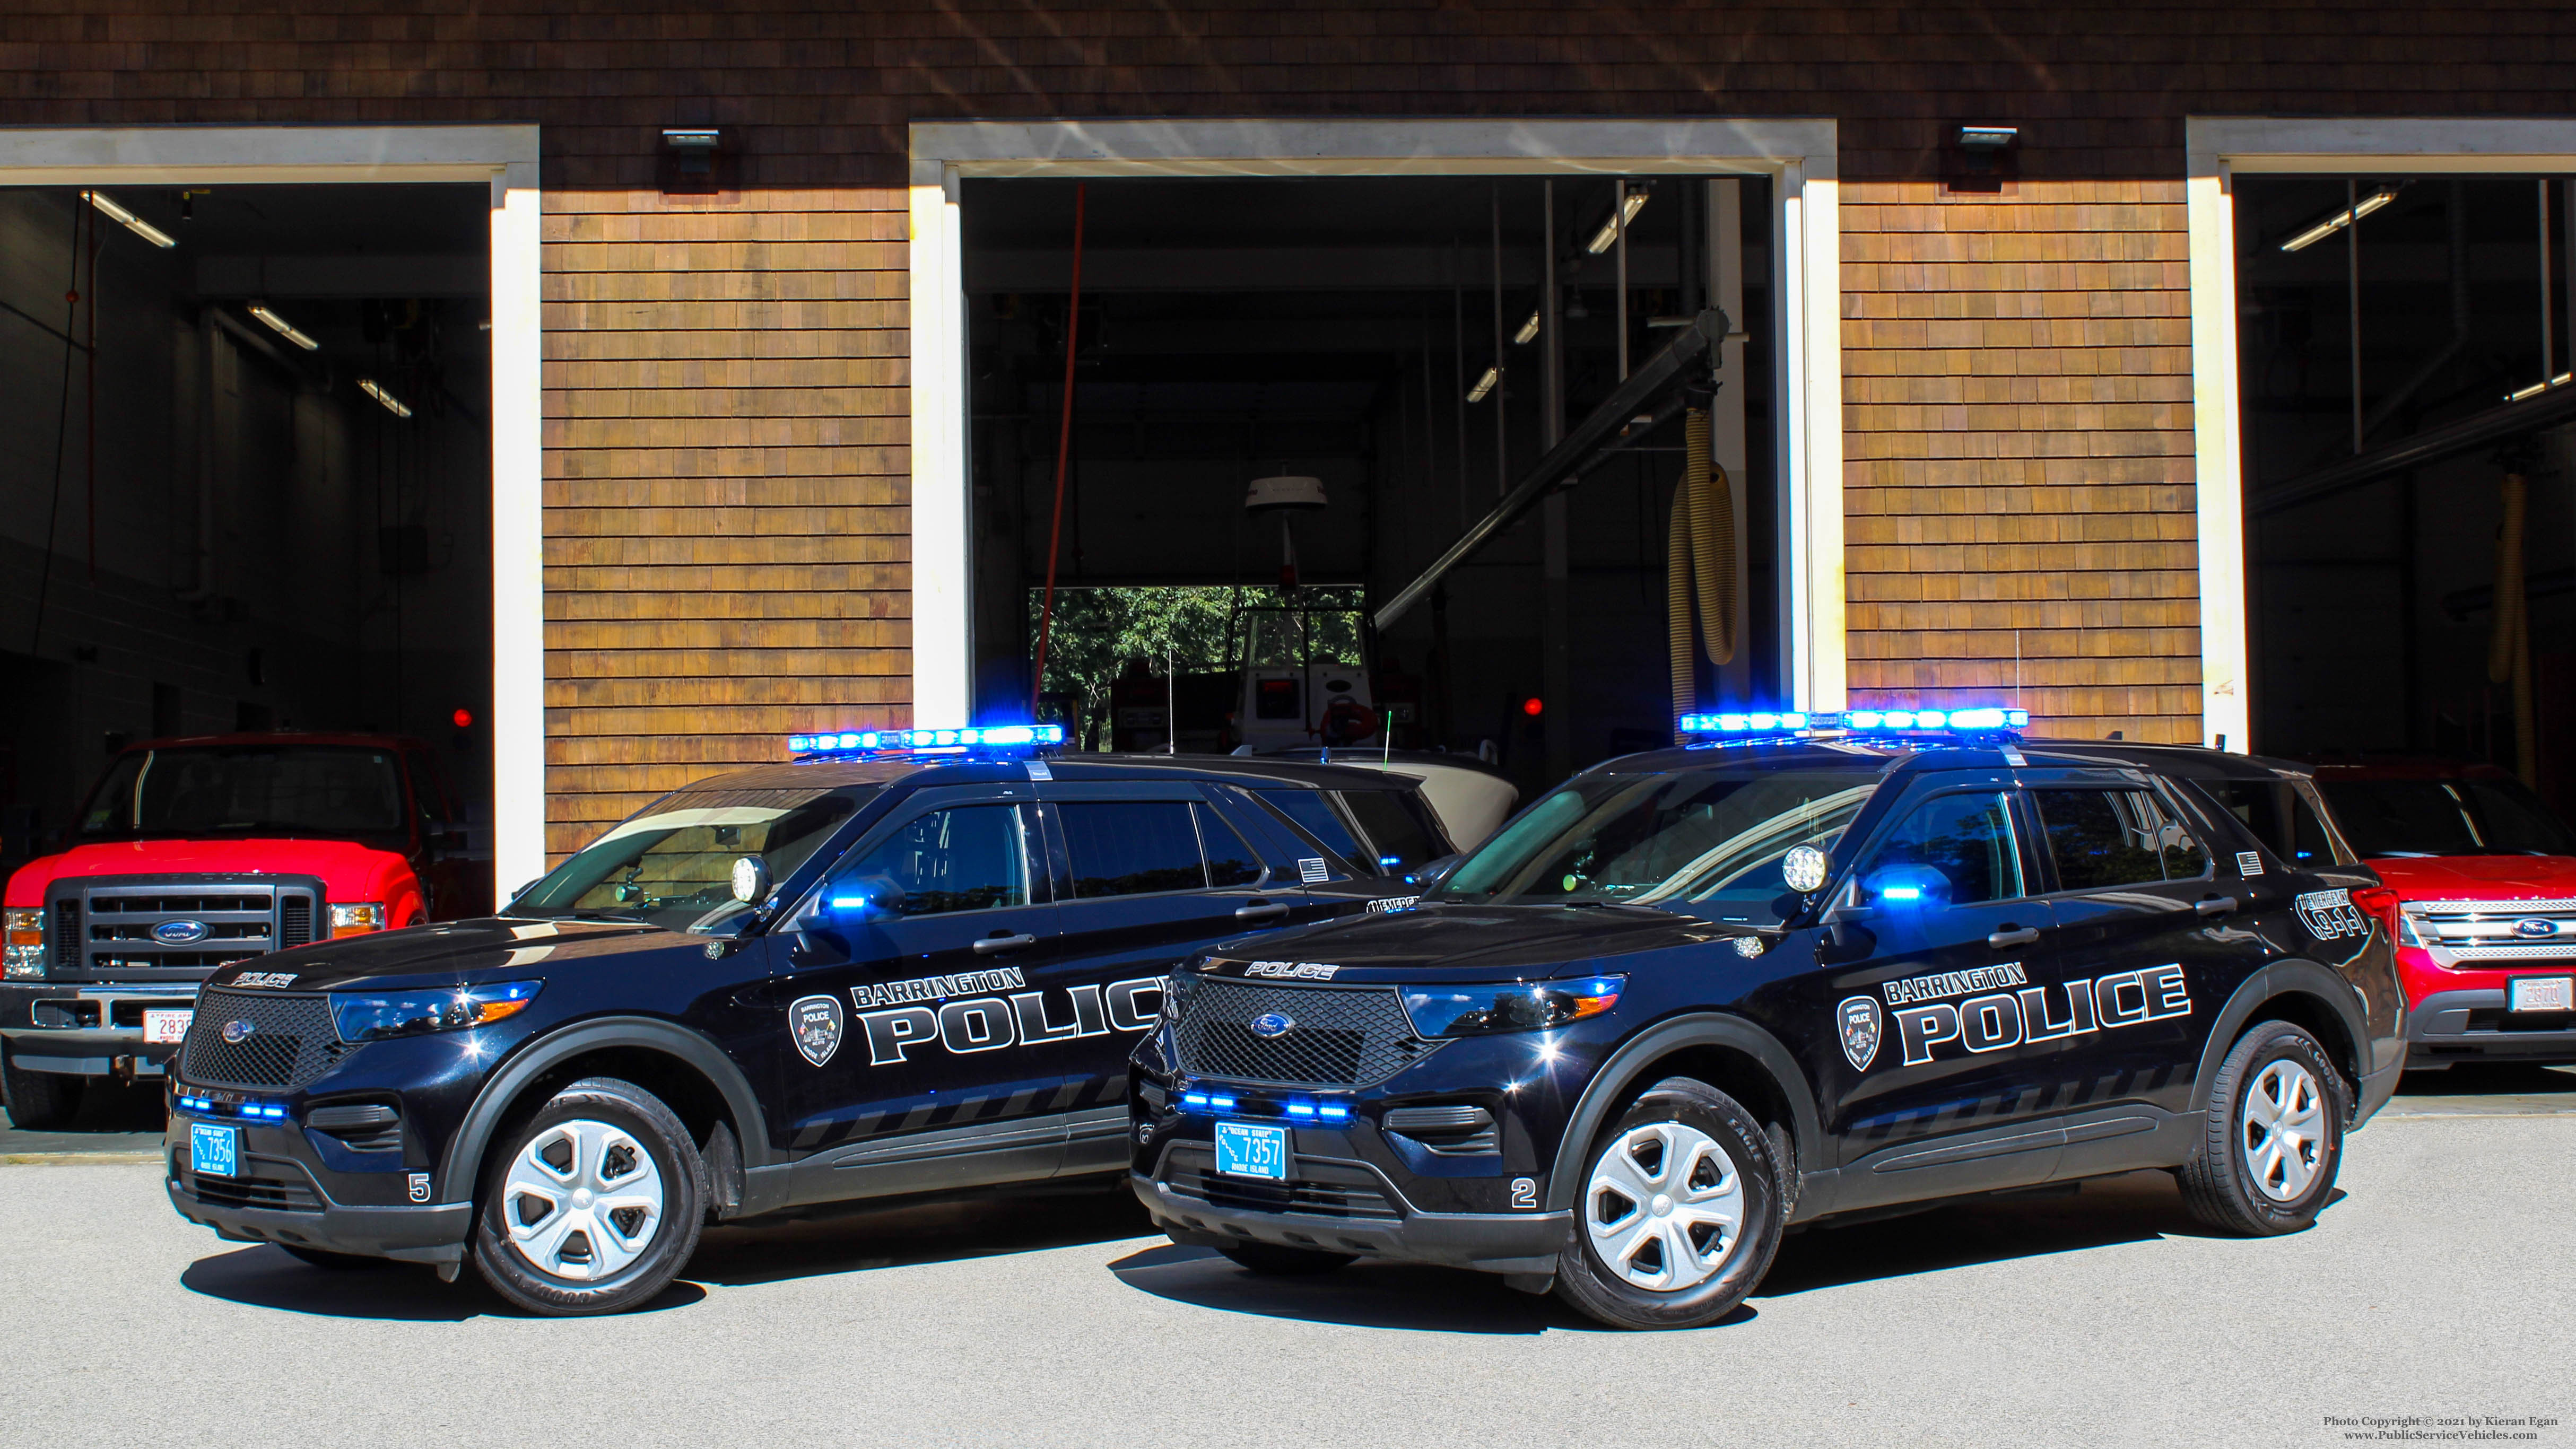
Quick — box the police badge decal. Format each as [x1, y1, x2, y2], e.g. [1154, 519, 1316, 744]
[1836, 996, 1883, 1071]
[790, 994, 845, 1067]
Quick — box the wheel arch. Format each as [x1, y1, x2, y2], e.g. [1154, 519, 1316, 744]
[1544, 1013, 1821, 1217]
[438, 1017, 776, 1207]
[2191, 960, 2370, 1111]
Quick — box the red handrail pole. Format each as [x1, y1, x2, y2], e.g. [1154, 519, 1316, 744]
[1029, 182, 1088, 719]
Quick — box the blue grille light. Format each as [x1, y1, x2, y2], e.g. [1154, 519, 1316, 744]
[1286, 1102, 1317, 1118]
[1318, 1104, 1351, 1121]
[1182, 1092, 1211, 1110]
[1208, 1095, 1237, 1111]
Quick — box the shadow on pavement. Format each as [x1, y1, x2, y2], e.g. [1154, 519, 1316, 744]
[684, 1184, 1158, 1287]
[179, 1244, 705, 1320]
[0, 1075, 166, 1156]
[1106, 1243, 1622, 1334]
[2394, 1062, 2576, 1099]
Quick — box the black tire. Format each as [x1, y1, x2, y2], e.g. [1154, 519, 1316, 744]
[1553, 1077, 1783, 1331]
[279, 1244, 386, 1271]
[1, 1048, 84, 1130]
[469, 1077, 707, 1316]
[1218, 1242, 1355, 1276]
[2177, 1020, 2346, 1236]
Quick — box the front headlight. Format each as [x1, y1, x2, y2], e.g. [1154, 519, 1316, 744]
[329, 902, 388, 938]
[3, 907, 43, 980]
[1401, 975, 1625, 1038]
[329, 981, 542, 1043]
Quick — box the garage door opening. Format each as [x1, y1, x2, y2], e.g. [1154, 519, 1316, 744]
[0, 182, 493, 884]
[2235, 174, 2576, 810]
[964, 175, 1778, 795]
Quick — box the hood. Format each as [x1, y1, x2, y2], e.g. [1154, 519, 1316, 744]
[1198, 902, 1733, 981]
[202, 915, 675, 992]
[2365, 853, 2576, 903]
[6, 837, 413, 906]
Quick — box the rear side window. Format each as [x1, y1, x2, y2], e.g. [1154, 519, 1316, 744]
[1060, 801, 1207, 897]
[1196, 804, 1262, 887]
[2200, 780, 2340, 867]
[1859, 791, 2023, 905]
[1336, 789, 1444, 872]
[1250, 788, 1368, 869]
[2036, 788, 2209, 889]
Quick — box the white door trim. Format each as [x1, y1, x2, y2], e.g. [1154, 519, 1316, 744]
[907, 117, 1847, 718]
[2186, 116, 2576, 753]
[0, 124, 545, 894]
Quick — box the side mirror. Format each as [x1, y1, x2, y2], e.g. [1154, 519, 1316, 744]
[730, 855, 771, 905]
[507, 877, 542, 909]
[1781, 844, 1831, 895]
[1404, 853, 1464, 889]
[793, 875, 903, 931]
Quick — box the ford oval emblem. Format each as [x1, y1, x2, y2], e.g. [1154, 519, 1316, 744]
[152, 919, 209, 946]
[2514, 918, 2559, 938]
[221, 1019, 256, 1044]
[1250, 1011, 1295, 1039]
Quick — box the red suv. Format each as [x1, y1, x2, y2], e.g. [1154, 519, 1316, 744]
[2, 733, 488, 1128]
[2308, 762, 2576, 1070]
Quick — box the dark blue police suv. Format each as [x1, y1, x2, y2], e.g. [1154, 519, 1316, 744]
[1130, 712, 2407, 1330]
[162, 731, 1435, 1314]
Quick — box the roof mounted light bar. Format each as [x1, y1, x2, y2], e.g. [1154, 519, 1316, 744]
[1681, 707, 2028, 737]
[788, 723, 1065, 757]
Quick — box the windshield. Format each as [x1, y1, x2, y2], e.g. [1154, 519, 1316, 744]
[77, 746, 408, 842]
[2316, 776, 2576, 859]
[1430, 767, 1879, 922]
[515, 786, 869, 932]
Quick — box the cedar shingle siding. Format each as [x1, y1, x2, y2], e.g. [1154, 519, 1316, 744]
[2, 1, 2551, 848]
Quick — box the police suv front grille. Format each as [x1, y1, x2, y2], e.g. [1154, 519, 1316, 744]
[1172, 979, 1440, 1089]
[1161, 1146, 1400, 1219]
[2407, 899, 2576, 963]
[179, 989, 344, 1091]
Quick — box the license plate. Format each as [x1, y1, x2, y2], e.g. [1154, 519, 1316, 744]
[190, 1122, 238, 1179]
[143, 1009, 192, 1044]
[2509, 976, 2574, 1012]
[1214, 1120, 1288, 1181]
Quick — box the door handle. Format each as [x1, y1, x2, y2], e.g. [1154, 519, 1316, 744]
[972, 932, 1038, 955]
[2195, 895, 2240, 918]
[1986, 927, 2041, 949]
[1233, 902, 1291, 921]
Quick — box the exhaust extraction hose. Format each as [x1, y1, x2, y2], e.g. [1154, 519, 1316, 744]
[1669, 407, 1738, 741]
[2490, 469, 2536, 784]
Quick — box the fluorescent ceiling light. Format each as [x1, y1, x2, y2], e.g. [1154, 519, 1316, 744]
[2279, 189, 2397, 252]
[1513, 310, 1541, 346]
[1586, 189, 1651, 255]
[2507, 372, 2572, 403]
[248, 304, 319, 352]
[83, 190, 176, 249]
[1466, 366, 1498, 404]
[358, 378, 413, 418]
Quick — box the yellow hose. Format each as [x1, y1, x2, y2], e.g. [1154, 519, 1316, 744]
[2490, 471, 2535, 784]
[1669, 408, 1739, 741]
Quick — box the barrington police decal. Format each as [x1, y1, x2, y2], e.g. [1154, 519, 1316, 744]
[2294, 888, 2369, 940]
[1860, 964, 2195, 1067]
[1836, 996, 1884, 1071]
[851, 974, 1167, 1066]
[790, 994, 845, 1067]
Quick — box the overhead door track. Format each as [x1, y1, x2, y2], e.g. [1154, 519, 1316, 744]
[1372, 308, 1728, 632]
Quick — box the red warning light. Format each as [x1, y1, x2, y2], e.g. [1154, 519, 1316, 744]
[451, 708, 475, 729]
[1521, 697, 1544, 717]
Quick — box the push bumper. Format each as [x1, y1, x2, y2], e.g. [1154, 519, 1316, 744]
[1130, 1148, 1568, 1277]
[0, 982, 197, 1075]
[165, 1168, 471, 1265]
[2407, 987, 2576, 1067]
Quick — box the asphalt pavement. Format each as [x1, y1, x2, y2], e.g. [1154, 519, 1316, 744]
[1, 1086, 2570, 1448]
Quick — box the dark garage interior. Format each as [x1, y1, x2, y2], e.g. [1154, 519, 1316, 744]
[0, 183, 494, 881]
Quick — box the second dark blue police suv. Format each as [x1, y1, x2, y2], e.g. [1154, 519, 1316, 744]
[160, 727, 1438, 1315]
[1130, 710, 2408, 1330]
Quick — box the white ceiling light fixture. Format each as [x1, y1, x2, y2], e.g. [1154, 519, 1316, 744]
[1466, 365, 1499, 404]
[1957, 125, 2019, 151]
[2279, 188, 2398, 252]
[358, 378, 413, 418]
[1513, 310, 1541, 346]
[1586, 188, 1650, 255]
[248, 304, 320, 351]
[83, 190, 177, 249]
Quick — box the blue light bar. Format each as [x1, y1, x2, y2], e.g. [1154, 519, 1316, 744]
[1318, 1104, 1351, 1121]
[1679, 707, 2027, 737]
[787, 723, 1065, 755]
[1881, 885, 1923, 901]
[1207, 1095, 1237, 1111]
[1286, 1102, 1316, 1118]
[1182, 1092, 1211, 1110]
